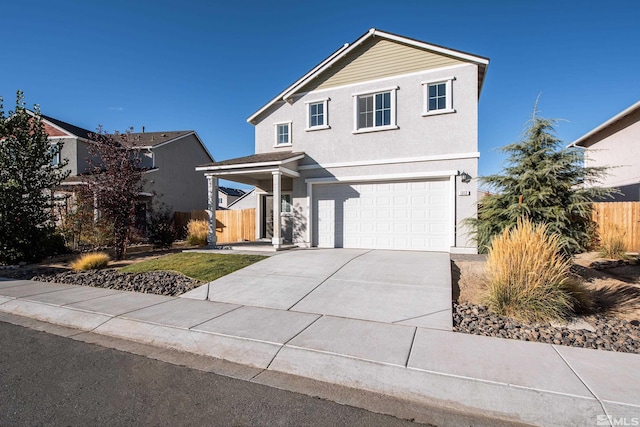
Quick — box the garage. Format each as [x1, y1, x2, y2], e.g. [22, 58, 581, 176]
[312, 179, 451, 251]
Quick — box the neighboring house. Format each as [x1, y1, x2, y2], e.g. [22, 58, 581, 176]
[197, 28, 489, 252]
[227, 188, 256, 210]
[570, 100, 640, 201]
[41, 114, 214, 213]
[217, 186, 246, 209]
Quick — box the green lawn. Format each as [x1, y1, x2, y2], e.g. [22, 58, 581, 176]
[120, 252, 267, 282]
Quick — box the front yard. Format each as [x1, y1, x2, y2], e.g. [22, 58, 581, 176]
[452, 252, 640, 353]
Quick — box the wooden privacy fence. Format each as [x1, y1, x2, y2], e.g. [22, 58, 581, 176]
[592, 202, 640, 252]
[173, 209, 256, 244]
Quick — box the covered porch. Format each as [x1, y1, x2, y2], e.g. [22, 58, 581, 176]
[195, 151, 305, 250]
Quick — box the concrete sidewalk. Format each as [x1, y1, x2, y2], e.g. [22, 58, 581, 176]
[1, 278, 638, 426]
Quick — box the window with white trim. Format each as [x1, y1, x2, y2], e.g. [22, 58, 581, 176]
[49, 145, 61, 166]
[353, 87, 398, 133]
[422, 77, 455, 116]
[281, 194, 292, 214]
[274, 122, 292, 146]
[306, 98, 329, 131]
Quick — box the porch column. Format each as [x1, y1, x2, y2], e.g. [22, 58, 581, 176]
[206, 175, 218, 247]
[272, 171, 282, 249]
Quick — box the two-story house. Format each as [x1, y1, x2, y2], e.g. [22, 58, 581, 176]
[197, 29, 489, 253]
[42, 114, 214, 214]
[569, 100, 640, 201]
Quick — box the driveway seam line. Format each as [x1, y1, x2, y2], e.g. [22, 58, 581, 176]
[392, 308, 451, 324]
[286, 250, 373, 311]
[405, 327, 417, 368]
[550, 344, 610, 421]
[249, 314, 324, 381]
[188, 305, 245, 330]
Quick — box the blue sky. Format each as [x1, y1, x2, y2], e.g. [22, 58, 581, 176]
[2, 0, 639, 189]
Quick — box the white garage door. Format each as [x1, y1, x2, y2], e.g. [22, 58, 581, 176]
[313, 180, 450, 251]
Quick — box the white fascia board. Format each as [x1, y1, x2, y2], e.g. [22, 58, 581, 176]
[196, 154, 305, 172]
[305, 170, 459, 184]
[374, 29, 489, 65]
[150, 131, 214, 163]
[146, 132, 195, 149]
[569, 100, 640, 148]
[247, 43, 351, 124]
[298, 152, 479, 170]
[279, 31, 378, 102]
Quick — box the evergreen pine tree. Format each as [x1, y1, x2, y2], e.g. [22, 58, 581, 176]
[0, 91, 69, 263]
[470, 104, 614, 254]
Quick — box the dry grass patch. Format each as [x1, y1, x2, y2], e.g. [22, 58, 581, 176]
[70, 252, 111, 271]
[598, 223, 628, 260]
[485, 218, 592, 322]
[186, 220, 208, 246]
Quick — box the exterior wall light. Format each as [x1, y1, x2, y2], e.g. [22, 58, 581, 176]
[460, 172, 472, 183]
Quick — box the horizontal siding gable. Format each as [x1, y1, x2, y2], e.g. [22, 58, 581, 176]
[300, 38, 464, 93]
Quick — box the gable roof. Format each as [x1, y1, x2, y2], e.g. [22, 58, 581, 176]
[113, 130, 195, 148]
[38, 112, 214, 162]
[40, 114, 94, 140]
[570, 100, 640, 148]
[218, 186, 246, 197]
[247, 28, 489, 124]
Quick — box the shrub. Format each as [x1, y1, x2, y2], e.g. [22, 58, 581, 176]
[70, 252, 111, 271]
[147, 206, 177, 249]
[485, 218, 592, 322]
[186, 220, 208, 246]
[598, 224, 628, 260]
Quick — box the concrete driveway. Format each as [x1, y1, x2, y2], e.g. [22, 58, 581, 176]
[183, 249, 453, 330]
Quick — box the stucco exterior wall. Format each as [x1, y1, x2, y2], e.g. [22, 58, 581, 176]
[145, 134, 211, 212]
[582, 111, 640, 201]
[253, 63, 478, 162]
[56, 137, 79, 175]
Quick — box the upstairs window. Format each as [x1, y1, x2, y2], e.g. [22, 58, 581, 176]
[353, 87, 398, 133]
[306, 98, 329, 131]
[422, 77, 455, 116]
[275, 122, 292, 146]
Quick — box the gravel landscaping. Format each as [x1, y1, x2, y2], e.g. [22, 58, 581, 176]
[454, 303, 640, 353]
[32, 270, 200, 296]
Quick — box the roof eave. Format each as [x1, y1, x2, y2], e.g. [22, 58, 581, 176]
[246, 28, 490, 124]
[570, 100, 640, 148]
[196, 153, 305, 172]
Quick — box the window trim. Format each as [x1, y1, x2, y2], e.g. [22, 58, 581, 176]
[422, 76, 455, 116]
[274, 121, 293, 147]
[280, 193, 293, 215]
[305, 98, 330, 131]
[352, 86, 399, 134]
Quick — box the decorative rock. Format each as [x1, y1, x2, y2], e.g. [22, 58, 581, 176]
[453, 303, 640, 354]
[30, 269, 200, 296]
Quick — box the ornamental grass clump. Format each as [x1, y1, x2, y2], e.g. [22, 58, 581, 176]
[186, 220, 208, 246]
[598, 224, 628, 260]
[70, 252, 110, 271]
[485, 218, 592, 323]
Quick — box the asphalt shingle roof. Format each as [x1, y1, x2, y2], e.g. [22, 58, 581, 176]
[198, 151, 304, 168]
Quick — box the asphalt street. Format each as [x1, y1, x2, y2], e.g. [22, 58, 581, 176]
[0, 321, 423, 427]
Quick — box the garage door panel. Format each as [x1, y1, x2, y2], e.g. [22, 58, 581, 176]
[314, 179, 450, 251]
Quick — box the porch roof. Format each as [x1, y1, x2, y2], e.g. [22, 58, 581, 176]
[196, 151, 305, 187]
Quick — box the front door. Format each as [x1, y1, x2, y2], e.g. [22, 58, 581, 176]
[262, 195, 274, 239]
